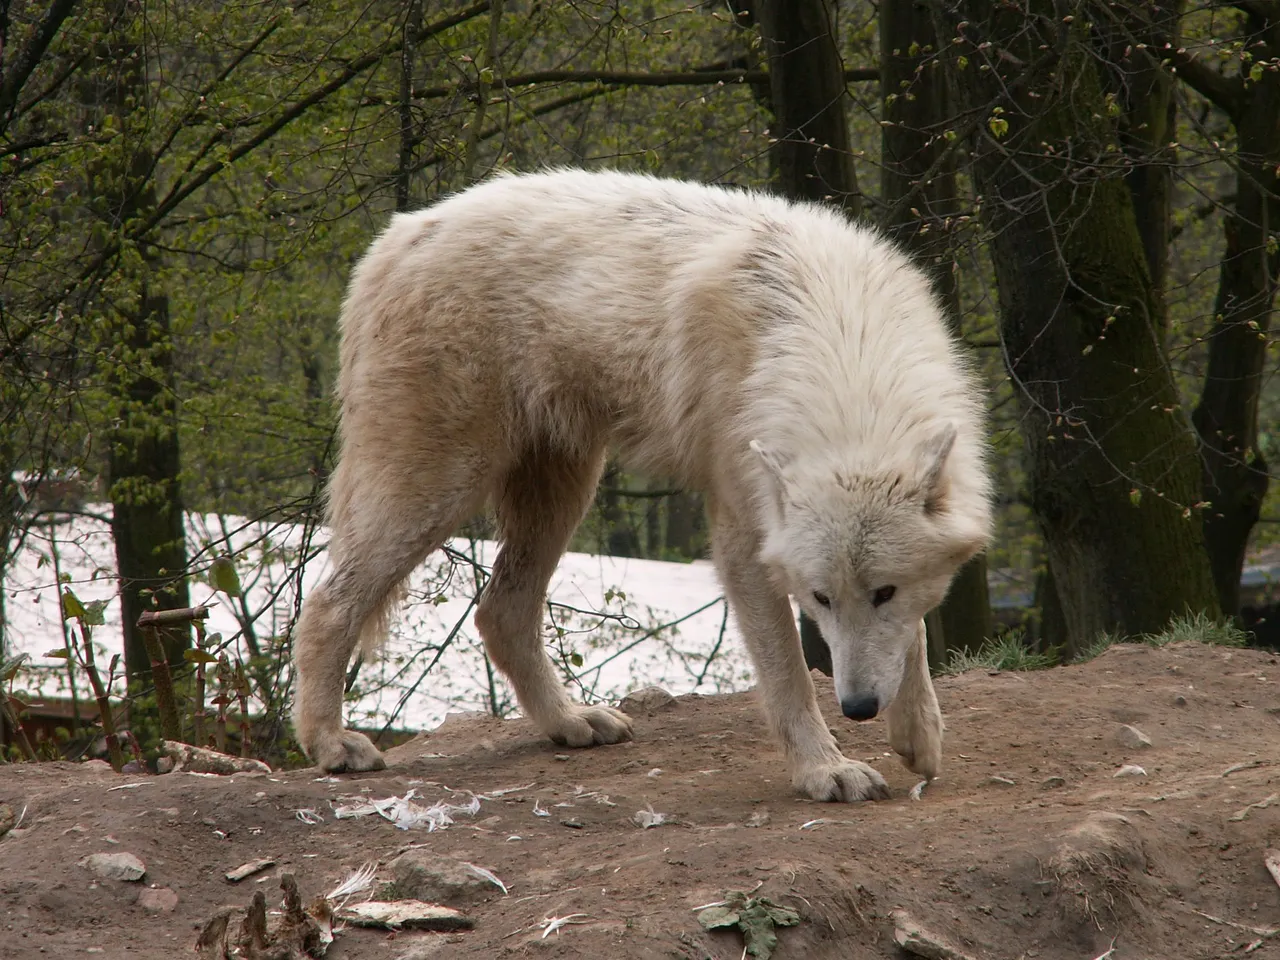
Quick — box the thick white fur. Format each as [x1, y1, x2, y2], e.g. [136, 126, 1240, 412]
[291, 168, 992, 802]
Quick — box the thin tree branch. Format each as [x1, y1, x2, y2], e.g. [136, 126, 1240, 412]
[0, 0, 79, 134]
[409, 65, 878, 100]
[1167, 48, 1244, 119]
[143, 1, 491, 237]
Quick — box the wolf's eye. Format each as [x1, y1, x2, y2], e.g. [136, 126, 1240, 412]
[813, 591, 831, 608]
[872, 585, 896, 607]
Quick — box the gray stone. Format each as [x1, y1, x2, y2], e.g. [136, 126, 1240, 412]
[383, 853, 503, 907]
[137, 886, 179, 913]
[79, 852, 146, 882]
[618, 686, 675, 716]
[1116, 724, 1152, 750]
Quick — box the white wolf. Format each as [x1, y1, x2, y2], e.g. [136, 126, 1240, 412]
[292, 168, 992, 802]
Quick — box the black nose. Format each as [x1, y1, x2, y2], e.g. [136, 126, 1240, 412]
[841, 694, 879, 721]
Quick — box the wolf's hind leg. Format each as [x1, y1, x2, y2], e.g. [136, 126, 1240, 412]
[884, 619, 944, 780]
[477, 444, 633, 748]
[293, 457, 485, 774]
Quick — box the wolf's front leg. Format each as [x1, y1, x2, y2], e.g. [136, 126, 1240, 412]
[711, 516, 889, 803]
[884, 620, 944, 780]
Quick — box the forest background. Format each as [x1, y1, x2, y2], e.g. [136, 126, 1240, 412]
[1, 0, 1276, 763]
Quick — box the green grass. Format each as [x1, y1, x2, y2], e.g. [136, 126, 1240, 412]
[935, 612, 1252, 677]
[1073, 611, 1250, 663]
[937, 630, 1059, 676]
[1142, 610, 1249, 649]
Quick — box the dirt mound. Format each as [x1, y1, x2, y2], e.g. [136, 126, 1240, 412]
[2, 642, 1279, 959]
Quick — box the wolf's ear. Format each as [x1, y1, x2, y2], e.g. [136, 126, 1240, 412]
[749, 440, 789, 510]
[919, 422, 957, 514]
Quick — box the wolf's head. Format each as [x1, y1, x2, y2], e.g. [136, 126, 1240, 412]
[750, 423, 988, 720]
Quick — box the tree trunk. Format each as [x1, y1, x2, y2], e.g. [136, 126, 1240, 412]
[599, 464, 640, 558]
[109, 288, 192, 676]
[929, 0, 1220, 653]
[1096, 3, 1182, 342]
[664, 491, 705, 560]
[880, 0, 993, 661]
[94, 9, 192, 680]
[1185, 11, 1280, 616]
[756, 0, 860, 213]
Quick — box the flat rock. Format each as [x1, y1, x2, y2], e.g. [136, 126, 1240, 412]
[1117, 724, 1153, 749]
[383, 852, 504, 906]
[79, 852, 146, 882]
[137, 886, 179, 913]
[618, 686, 676, 716]
[891, 909, 975, 960]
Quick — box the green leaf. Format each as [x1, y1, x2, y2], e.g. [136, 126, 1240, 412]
[184, 649, 219, 664]
[697, 895, 799, 960]
[740, 899, 800, 959]
[2, 654, 30, 682]
[697, 906, 740, 931]
[570, 652, 584, 667]
[209, 556, 242, 598]
[83, 600, 107, 627]
[1129, 488, 1142, 507]
[44, 649, 71, 659]
[61, 589, 86, 621]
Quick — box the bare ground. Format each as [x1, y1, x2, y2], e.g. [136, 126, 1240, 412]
[2, 641, 1280, 960]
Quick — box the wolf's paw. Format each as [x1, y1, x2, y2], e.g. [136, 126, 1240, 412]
[793, 758, 891, 803]
[310, 729, 387, 774]
[886, 697, 944, 781]
[546, 705, 635, 748]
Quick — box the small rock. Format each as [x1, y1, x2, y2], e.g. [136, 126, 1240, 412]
[0, 803, 15, 839]
[553, 754, 570, 762]
[618, 685, 676, 716]
[746, 809, 771, 828]
[121, 760, 146, 775]
[382, 853, 504, 907]
[137, 886, 178, 913]
[891, 909, 975, 960]
[156, 756, 175, 774]
[1040, 776, 1067, 789]
[81, 759, 114, 773]
[1117, 724, 1152, 749]
[1113, 764, 1147, 778]
[78, 852, 146, 882]
[561, 818, 585, 829]
[980, 775, 1016, 787]
[1174, 695, 1187, 707]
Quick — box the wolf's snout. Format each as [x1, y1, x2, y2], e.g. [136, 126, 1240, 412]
[840, 693, 879, 721]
